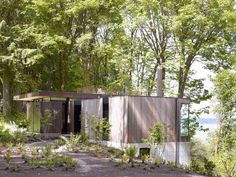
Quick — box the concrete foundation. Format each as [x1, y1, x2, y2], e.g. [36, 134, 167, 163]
[106, 141, 190, 165]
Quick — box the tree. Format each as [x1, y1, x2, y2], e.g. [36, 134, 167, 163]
[211, 69, 236, 177]
[171, 0, 235, 98]
[0, 0, 41, 115]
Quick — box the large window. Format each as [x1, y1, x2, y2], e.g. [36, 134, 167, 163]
[180, 104, 189, 137]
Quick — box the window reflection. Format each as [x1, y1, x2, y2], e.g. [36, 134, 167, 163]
[180, 104, 189, 137]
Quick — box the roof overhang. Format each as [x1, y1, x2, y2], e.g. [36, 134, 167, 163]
[13, 91, 108, 101]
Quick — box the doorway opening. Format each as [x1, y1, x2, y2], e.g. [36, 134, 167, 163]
[74, 102, 81, 134]
[62, 101, 68, 133]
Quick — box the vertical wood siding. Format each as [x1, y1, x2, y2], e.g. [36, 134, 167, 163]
[127, 97, 176, 143]
[40, 102, 64, 133]
[27, 102, 40, 132]
[81, 98, 103, 140]
[109, 96, 128, 143]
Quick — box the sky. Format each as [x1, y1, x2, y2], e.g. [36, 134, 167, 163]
[191, 61, 219, 142]
[191, 61, 216, 119]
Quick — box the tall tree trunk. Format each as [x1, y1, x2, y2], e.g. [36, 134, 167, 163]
[60, 53, 68, 91]
[178, 54, 193, 98]
[82, 58, 89, 93]
[2, 69, 13, 115]
[178, 66, 184, 98]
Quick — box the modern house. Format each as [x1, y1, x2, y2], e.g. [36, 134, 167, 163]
[14, 91, 190, 165]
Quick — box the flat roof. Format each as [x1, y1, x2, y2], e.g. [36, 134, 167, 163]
[14, 91, 190, 103]
[13, 91, 108, 101]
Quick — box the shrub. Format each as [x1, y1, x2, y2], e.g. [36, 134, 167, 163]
[144, 123, 167, 146]
[0, 143, 2, 154]
[26, 150, 76, 170]
[190, 138, 215, 175]
[124, 145, 137, 167]
[143, 123, 167, 160]
[27, 157, 45, 168]
[141, 154, 149, 163]
[28, 133, 41, 142]
[42, 144, 53, 158]
[54, 139, 65, 148]
[90, 116, 111, 142]
[107, 147, 124, 158]
[0, 125, 13, 143]
[17, 143, 25, 154]
[13, 131, 27, 143]
[179, 164, 191, 173]
[140, 148, 150, 163]
[152, 158, 163, 167]
[4, 144, 12, 168]
[102, 118, 111, 141]
[63, 156, 77, 170]
[47, 158, 55, 170]
[167, 161, 175, 168]
[41, 109, 57, 135]
[60, 133, 88, 152]
[7, 112, 28, 128]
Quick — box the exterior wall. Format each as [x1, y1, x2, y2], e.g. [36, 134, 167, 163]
[108, 96, 190, 166]
[109, 96, 128, 144]
[127, 96, 177, 143]
[178, 142, 190, 165]
[81, 98, 103, 140]
[150, 142, 176, 163]
[26, 101, 65, 133]
[27, 102, 41, 132]
[67, 100, 74, 133]
[106, 141, 190, 165]
[40, 101, 64, 133]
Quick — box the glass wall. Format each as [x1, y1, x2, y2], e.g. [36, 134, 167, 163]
[180, 104, 189, 137]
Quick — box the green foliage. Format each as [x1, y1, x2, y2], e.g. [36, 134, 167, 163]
[47, 158, 55, 170]
[124, 145, 137, 167]
[60, 133, 88, 152]
[0, 125, 13, 143]
[179, 164, 191, 173]
[54, 139, 65, 147]
[42, 144, 53, 158]
[6, 112, 28, 128]
[210, 69, 236, 177]
[144, 123, 166, 146]
[4, 145, 12, 165]
[93, 119, 101, 142]
[140, 148, 150, 163]
[152, 158, 163, 167]
[0, 142, 2, 154]
[166, 161, 175, 168]
[0, 112, 29, 144]
[141, 154, 149, 164]
[26, 147, 76, 170]
[91, 116, 111, 142]
[17, 143, 26, 155]
[63, 156, 77, 170]
[0, 0, 235, 117]
[41, 109, 58, 134]
[213, 150, 236, 177]
[107, 147, 124, 158]
[27, 157, 46, 168]
[190, 139, 215, 176]
[12, 131, 27, 143]
[188, 106, 210, 138]
[102, 118, 111, 141]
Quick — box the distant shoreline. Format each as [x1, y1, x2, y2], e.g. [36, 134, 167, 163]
[197, 118, 219, 124]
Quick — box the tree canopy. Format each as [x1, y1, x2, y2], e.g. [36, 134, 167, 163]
[0, 0, 235, 115]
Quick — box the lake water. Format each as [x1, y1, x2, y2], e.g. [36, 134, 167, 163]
[194, 118, 219, 143]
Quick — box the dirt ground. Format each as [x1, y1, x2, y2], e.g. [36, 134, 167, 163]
[0, 151, 208, 177]
[0, 140, 209, 177]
